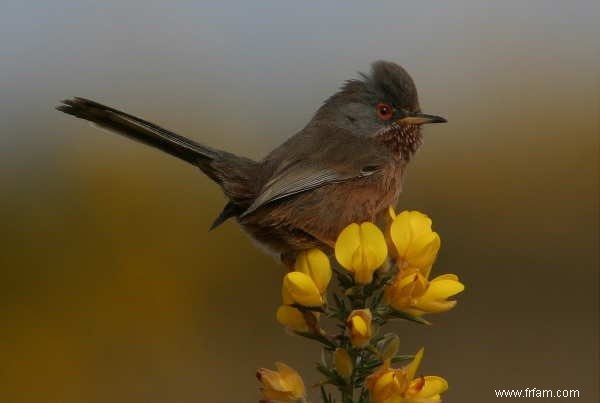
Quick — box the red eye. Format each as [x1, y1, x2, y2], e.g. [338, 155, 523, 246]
[376, 103, 393, 120]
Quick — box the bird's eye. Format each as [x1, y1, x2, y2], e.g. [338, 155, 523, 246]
[376, 103, 393, 120]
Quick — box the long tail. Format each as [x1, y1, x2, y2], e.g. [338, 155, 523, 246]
[57, 97, 260, 226]
[57, 97, 218, 167]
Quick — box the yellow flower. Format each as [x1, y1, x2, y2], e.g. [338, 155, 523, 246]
[366, 348, 448, 403]
[413, 274, 465, 314]
[385, 269, 464, 316]
[346, 309, 373, 347]
[388, 208, 441, 275]
[276, 305, 309, 332]
[333, 348, 354, 378]
[335, 222, 388, 284]
[257, 362, 307, 402]
[294, 248, 332, 294]
[282, 272, 323, 307]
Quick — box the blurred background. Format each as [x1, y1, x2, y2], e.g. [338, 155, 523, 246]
[1, 1, 598, 402]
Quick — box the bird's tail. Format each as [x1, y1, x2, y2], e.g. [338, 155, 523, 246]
[57, 97, 221, 166]
[57, 98, 260, 223]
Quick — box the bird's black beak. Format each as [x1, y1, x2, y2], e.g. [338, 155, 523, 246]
[397, 113, 447, 125]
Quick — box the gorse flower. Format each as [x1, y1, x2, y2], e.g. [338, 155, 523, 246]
[283, 271, 323, 307]
[366, 348, 448, 403]
[388, 208, 440, 275]
[294, 249, 332, 294]
[335, 222, 388, 284]
[281, 248, 332, 308]
[257, 362, 307, 403]
[262, 208, 463, 403]
[385, 268, 465, 316]
[277, 249, 331, 332]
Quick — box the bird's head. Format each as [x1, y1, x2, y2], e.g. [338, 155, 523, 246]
[312, 61, 446, 160]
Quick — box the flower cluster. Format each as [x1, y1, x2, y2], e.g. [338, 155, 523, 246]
[258, 208, 464, 403]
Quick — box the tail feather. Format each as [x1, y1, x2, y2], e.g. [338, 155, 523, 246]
[57, 97, 218, 166]
[57, 97, 261, 227]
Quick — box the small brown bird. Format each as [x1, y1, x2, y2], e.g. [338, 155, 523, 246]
[57, 61, 446, 264]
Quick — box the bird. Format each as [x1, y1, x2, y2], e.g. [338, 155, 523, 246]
[57, 61, 446, 265]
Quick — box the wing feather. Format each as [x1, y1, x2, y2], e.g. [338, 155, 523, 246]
[241, 125, 389, 217]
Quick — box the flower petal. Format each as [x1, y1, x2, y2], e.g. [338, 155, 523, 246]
[281, 284, 294, 305]
[351, 316, 368, 336]
[336, 222, 387, 284]
[276, 305, 308, 332]
[413, 276, 464, 313]
[413, 376, 448, 398]
[404, 347, 424, 381]
[351, 245, 379, 284]
[294, 248, 332, 294]
[406, 231, 441, 272]
[407, 211, 433, 236]
[389, 210, 440, 272]
[335, 223, 361, 272]
[427, 275, 465, 299]
[283, 272, 322, 307]
[275, 362, 306, 397]
[390, 212, 414, 258]
[357, 222, 388, 267]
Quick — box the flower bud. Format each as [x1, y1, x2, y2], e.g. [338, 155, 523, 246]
[257, 362, 306, 402]
[346, 309, 373, 347]
[333, 348, 353, 378]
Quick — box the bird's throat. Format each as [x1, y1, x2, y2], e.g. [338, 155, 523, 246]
[376, 124, 422, 160]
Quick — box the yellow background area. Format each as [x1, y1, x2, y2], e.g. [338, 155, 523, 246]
[1, 2, 598, 402]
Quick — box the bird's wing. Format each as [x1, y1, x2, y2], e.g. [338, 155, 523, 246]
[241, 125, 388, 217]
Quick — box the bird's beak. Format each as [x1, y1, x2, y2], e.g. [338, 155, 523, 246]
[397, 113, 447, 125]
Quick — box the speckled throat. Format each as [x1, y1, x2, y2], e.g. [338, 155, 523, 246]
[375, 123, 422, 161]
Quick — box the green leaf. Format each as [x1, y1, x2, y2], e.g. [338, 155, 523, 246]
[294, 331, 337, 349]
[370, 288, 385, 308]
[316, 362, 345, 386]
[289, 303, 325, 313]
[332, 293, 349, 320]
[333, 266, 354, 288]
[321, 347, 330, 367]
[386, 309, 432, 325]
